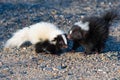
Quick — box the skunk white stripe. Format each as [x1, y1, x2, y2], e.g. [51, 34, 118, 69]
[74, 21, 89, 31]
[69, 30, 72, 35]
[61, 34, 67, 45]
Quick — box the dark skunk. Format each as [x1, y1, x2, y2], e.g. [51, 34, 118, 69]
[68, 11, 117, 54]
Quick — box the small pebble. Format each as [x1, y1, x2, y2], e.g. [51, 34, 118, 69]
[0, 62, 3, 67]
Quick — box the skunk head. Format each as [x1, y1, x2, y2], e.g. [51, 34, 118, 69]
[35, 34, 68, 54]
[52, 34, 68, 49]
[68, 21, 89, 40]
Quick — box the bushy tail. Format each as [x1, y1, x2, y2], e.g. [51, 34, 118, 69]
[4, 27, 30, 48]
[102, 10, 117, 23]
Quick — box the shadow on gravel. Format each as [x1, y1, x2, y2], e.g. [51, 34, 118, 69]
[66, 36, 120, 52]
[64, 36, 120, 57]
[105, 36, 120, 52]
[105, 36, 120, 60]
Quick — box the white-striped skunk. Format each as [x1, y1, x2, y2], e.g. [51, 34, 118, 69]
[5, 22, 68, 54]
[35, 34, 68, 54]
[67, 11, 117, 55]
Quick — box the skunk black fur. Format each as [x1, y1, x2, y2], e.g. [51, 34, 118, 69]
[68, 11, 117, 54]
[35, 40, 60, 54]
[35, 34, 67, 54]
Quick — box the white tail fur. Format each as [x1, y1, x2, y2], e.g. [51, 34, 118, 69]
[4, 27, 29, 48]
[4, 22, 65, 48]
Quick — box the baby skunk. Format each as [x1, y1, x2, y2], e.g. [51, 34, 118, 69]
[68, 11, 117, 54]
[35, 34, 68, 54]
[5, 22, 67, 54]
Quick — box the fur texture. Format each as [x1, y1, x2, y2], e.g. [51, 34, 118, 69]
[35, 34, 68, 54]
[5, 22, 67, 54]
[68, 11, 117, 54]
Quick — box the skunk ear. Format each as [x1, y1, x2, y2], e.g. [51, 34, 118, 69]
[52, 37, 57, 42]
[51, 36, 58, 44]
[51, 39, 57, 44]
[52, 35, 59, 41]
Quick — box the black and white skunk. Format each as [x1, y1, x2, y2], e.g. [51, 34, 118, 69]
[68, 11, 117, 54]
[5, 22, 68, 54]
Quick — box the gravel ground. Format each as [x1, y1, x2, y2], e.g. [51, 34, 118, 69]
[0, 0, 120, 80]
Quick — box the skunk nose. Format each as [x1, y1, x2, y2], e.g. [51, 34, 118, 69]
[67, 35, 71, 39]
[63, 45, 68, 48]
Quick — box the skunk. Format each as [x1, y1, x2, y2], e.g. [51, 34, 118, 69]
[35, 34, 68, 54]
[5, 22, 68, 54]
[67, 11, 117, 54]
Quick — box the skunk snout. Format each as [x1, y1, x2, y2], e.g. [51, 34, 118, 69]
[63, 45, 68, 48]
[67, 34, 71, 39]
